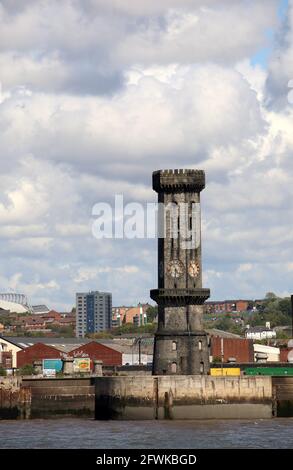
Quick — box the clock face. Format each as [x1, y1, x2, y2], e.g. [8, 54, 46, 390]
[167, 260, 184, 278]
[188, 260, 200, 278]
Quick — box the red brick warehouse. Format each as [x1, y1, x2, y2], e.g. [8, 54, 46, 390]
[68, 341, 122, 368]
[17, 343, 63, 368]
[210, 337, 254, 363]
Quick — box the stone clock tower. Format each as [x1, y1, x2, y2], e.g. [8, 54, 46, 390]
[150, 169, 210, 375]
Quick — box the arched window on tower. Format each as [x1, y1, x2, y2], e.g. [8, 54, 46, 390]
[171, 362, 177, 373]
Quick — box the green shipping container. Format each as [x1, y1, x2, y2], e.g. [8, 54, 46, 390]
[244, 367, 293, 376]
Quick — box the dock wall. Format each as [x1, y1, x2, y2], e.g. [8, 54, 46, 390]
[22, 377, 96, 418]
[0, 377, 31, 419]
[95, 375, 273, 420]
[0, 374, 276, 420]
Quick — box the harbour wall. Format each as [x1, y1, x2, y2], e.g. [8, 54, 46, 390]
[0, 376, 31, 419]
[2, 374, 291, 420]
[23, 377, 95, 418]
[95, 375, 273, 420]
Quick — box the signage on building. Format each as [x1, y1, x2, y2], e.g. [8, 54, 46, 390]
[43, 358, 63, 377]
[73, 357, 91, 373]
[43, 368, 56, 377]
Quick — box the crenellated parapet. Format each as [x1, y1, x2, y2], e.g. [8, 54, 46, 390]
[152, 169, 205, 193]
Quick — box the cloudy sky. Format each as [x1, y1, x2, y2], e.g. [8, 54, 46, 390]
[0, 0, 293, 310]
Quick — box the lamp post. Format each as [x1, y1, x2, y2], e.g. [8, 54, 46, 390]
[221, 337, 224, 376]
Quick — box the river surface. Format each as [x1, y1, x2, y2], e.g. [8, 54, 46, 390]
[1, 419, 293, 448]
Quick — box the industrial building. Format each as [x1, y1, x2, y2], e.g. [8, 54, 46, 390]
[210, 337, 254, 363]
[17, 343, 63, 368]
[31, 305, 50, 315]
[76, 291, 112, 338]
[68, 341, 122, 367]
[254, 344, 280, 362]
[0, 336, 151, 369]
[13, 339, 122, 369]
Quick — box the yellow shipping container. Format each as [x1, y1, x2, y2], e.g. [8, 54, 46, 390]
[210, 368, 241, 377]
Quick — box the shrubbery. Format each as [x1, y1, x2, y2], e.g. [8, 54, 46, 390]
[18, 364, 37, 376]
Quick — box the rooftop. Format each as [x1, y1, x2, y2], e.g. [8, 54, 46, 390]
[246, 327, 274, 333]
[205, 329, 242, 339]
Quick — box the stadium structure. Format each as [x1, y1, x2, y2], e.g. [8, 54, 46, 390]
[0, 293, 32, 314]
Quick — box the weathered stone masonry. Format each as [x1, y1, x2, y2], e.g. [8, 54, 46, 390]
[151, 169, 210, 375]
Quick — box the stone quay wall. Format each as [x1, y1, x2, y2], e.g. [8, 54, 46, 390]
[0, 374, 274, 420]
[22, 377, 96, 418]
[0, 376, 31, 419]
[95, 375, 273, 420]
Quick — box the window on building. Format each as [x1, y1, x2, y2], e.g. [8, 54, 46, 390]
[171, 362, 177, 373]
[198, 340, 202, 351]
[172, 341, 177, 351]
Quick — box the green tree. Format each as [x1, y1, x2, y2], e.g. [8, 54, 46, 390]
[146, 306, 158, 323]
[87, 331, 114, 339]
[265, 292, 278, 300]
[19, 364, 36, 376]
[278, 298, 291, 316]
[214, 317, 233, 331]
[111, 322, 156, 336]
[276, 331, 290, 340]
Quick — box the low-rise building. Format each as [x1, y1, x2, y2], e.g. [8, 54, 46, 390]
[210, 337, 254, 363]
[112, 303, 150, 327]
[122, 353, 153, 365]
[245, 326, 276, 340]
[1, 336, 124, 370]
[253, 344, 280, 362]
[205, 299, 252, 314]
[43, 310, 62, 321]
[68, 341, 122, 367]
[17, 343, 64, 368]
[0, 350, 12, 368]
[0, 336, 23, 368]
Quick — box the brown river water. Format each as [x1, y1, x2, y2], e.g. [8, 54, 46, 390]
[0, 418, 293, 448]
